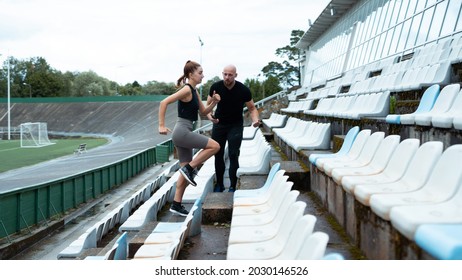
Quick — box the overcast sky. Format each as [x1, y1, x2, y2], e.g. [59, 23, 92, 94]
[0, 0, 330, 85]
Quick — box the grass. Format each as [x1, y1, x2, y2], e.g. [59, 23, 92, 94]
[0, 138, 108, 173]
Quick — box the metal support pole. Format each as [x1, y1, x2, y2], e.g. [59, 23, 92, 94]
[7, 55, 11, 140]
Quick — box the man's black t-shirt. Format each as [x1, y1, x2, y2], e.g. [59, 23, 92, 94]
[209, 80, 252, 125]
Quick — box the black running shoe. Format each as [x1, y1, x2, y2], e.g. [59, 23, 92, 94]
[214, 184, 225, 192]
[170, 203, 189, 216]
[179, 166, 197, 186]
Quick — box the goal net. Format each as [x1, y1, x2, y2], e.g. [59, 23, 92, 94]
[20, 122, 54, 148]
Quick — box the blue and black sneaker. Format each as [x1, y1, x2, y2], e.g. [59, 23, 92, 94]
[213, 184, 225, 192]
[179, 165, 197, 186]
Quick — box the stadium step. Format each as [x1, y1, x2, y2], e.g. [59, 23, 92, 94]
[277, 161, 311, 191]
[202, 193, 234, 224]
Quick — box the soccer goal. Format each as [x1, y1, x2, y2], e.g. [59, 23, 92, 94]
[20, 122, 54, 148]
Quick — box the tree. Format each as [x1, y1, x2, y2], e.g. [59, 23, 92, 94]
[264, 75, 283, 96]
[245, 75, 282, 102]
[261, 29, 305, 88]
[0, 56, 67, 98]
[143, 81, 176, 95]
[24, 57, 68, 97]
[71, 70, 111, 96]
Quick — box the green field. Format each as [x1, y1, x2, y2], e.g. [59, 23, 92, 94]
[0, 138, 108, 173]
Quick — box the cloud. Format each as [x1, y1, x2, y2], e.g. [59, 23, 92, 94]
[0, 0, 329, 85]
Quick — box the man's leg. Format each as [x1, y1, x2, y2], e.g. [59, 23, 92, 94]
[227, 125, 243, 191]
[212, 124, 227, 191]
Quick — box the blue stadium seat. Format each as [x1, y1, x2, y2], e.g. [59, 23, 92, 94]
[234, 162, 280, 199]
[113, 232, 128, 260]
[309, 126, 360, 165]
[386, 84, 440, 124]
[415, 224, 462, 260]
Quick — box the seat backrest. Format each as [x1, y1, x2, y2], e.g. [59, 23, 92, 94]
[349, 94, 369, 111]
[263, 162, 281, 189]
[345, 129, 372, 159]
[276, 117, 297, 133]
[262, 188, 299, 228]
[274, 201, 306, 237]
[337, 126, 360, 155]
[296, 231, 329, 260]
[314, 98, 334, 112]
[401, 141, 443, 187]
[104, 246, 118, 260]
[446, 89, 462, 113]
[266, 184, 297, 210]
[369, 135, 400, 170]
[322, 253, 345, 260]
[355, 131, 385, 165]
[414, 84, 440, 113]
[302, 121, 317, 139]
[302, 99, 313, 110]
[361, 94, 377, 111]
[277, 214, 317, 259]
[342, 95, 357, 111]
[382, 138, 420, 179]
[428, 83, 460, 113]
[113, 232, 128, 260]
[418, 144, 462, 200]
[234, 170, 288, 207]
[293, 120, 312, 138]
[371, 91, 390, 115]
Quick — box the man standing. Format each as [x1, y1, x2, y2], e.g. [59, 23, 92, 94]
[207, 64, 261, 192]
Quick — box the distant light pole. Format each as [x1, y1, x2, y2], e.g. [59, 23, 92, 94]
[23, 82, 32, 98]
[1, 53, 11, 140]
[198, 36, 204, 99]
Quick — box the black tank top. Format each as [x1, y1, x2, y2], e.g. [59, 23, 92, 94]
[177, 84, 199, 121]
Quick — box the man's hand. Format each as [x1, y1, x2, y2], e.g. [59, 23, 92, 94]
[208, 113, 219, 124]
[252, 120, 262, 127]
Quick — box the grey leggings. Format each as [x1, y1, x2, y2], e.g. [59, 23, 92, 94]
[172, 117, 209, 162]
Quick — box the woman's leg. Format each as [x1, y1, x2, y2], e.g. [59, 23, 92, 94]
[173, 162, 189, 203]
[170, 162, 190, 216]
[188, 138, 220, 169]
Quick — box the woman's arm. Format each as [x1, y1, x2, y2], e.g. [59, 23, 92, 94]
[198, 90, 220, 116]
[158, 87, 190, 134]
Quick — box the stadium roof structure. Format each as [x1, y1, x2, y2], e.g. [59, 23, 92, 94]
[296, 0, 359, 49]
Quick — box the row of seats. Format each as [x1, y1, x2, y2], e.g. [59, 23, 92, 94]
[261, 112, 287, 130]
[118, 173, 177, 232]
[289, 33, 462, 102]
[287, 86, 311, 101]
[386, 83, 462, 129]
[132, 199, 201, 260]
[227, 164, 334, 260]
[280, 99, 314, 114]
[309, 126, 462, 259]
[84, 232, 128, 260]
[120, 153, 217, 259]
[111, 128, 273, 260]
[59, 145, 214, 260]
[273, 117, 331, 152]
[236, 129, 272, 177]
[305, 91, 389, 120]
[57, 174, 168, 259]
[350, 40, 455, 95]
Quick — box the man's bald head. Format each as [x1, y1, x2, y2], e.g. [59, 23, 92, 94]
[222, 64, 237, 88]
